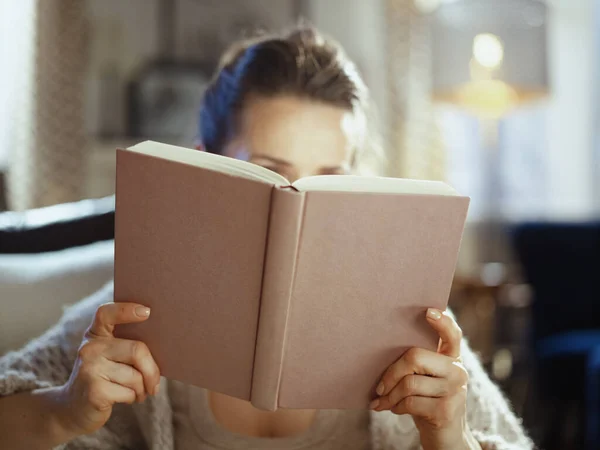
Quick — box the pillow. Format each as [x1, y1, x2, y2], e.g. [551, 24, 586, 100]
[0, 240, 114, 355]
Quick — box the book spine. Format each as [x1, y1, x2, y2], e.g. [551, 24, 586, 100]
[251, 187, 305, 411]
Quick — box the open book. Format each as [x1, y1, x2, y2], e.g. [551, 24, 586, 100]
[114, 141, 469, 411]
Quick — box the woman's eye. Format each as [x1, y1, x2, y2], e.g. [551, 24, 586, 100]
[262, 165, 283, 174]
[320, 167, 348, 176]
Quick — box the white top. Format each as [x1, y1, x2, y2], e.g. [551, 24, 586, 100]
[169, 381, 371, 450]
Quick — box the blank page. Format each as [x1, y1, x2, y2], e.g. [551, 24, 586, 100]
[292, 175, 458, 196]
[127, 141, 289, 186]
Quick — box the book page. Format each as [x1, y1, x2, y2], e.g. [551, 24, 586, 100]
[292, 175, 458, 196]
[127, 141, 290, 186]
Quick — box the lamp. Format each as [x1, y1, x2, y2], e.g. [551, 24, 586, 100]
[431, 0, 549, 263]
[432, 0, 549, 118]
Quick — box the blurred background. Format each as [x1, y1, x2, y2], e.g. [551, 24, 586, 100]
[0, 0, 599, 448]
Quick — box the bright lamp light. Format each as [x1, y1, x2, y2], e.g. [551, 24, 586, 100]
[473, 33, 504, 69]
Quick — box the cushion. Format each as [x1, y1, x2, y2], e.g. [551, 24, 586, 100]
[0, 196, 115, 254]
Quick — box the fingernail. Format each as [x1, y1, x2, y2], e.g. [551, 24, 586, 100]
[154, 383, 160, 395]
[135, 306, 151, 317]
[427, 308, 442, 320]
[376, 382, 385, 396]
[369, 399, 380, 410]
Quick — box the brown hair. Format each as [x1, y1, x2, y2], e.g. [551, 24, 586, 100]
[198, 26, 371, 158]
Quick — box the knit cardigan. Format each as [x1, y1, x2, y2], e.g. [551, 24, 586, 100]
[0, 282, 533, 449]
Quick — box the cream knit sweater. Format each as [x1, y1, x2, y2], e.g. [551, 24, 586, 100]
[0, 282, 533, 449]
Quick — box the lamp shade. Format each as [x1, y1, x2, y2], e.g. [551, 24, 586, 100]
[432, 0, 549, 116]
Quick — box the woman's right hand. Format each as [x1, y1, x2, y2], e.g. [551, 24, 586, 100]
[58, 302, 161, 436]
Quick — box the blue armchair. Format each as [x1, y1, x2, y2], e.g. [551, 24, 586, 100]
[512, 222, 600, 450]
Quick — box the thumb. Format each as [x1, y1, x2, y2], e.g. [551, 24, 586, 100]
[425, 308, 462, 358]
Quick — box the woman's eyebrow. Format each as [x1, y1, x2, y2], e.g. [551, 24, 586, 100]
[250, 154, 293, 167]
[319, 165, 347, 172]
[321, 161, 352, 172]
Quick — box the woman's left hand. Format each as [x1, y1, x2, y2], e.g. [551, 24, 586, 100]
[370, 308, 481, 450]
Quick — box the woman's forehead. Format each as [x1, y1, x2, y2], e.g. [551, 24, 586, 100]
[236, 96, 354, 166]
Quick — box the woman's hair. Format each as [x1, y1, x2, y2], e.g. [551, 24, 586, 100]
[199, 26, 378, 167]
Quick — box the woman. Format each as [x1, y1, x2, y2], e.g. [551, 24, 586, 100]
[0, 27, 532, 450]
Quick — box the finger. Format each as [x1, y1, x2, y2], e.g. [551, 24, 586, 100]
[373, 375, 450, 411]
[377, 347, 455, 396]
[89, 303, 151, 338]
[103, 339, 161, 395]
[391, 395, 438, 418]
[391, 394, 465, 428]
[87, 380, 136, 411]
[88, 380, 137, 411]
[100, 360, 147, 403]
[426, 308, 462, 358]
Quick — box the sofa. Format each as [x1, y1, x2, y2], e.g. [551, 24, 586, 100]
[0, 197, 116, 355]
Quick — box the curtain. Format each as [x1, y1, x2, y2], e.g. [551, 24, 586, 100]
[594, 0, 600, 214]
[3, 0, 88, 211]
[0, 1, 36, 210]
[385, 0, 445, 181]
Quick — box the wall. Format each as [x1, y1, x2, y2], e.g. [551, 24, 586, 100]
[594, 0, 600, 214]
[546, 0, 597, 219]
[85, 0, 296, 138]
[306, 0, 391, 168]
[85, 0, 159, 137]
[173, 0, 295, 60]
